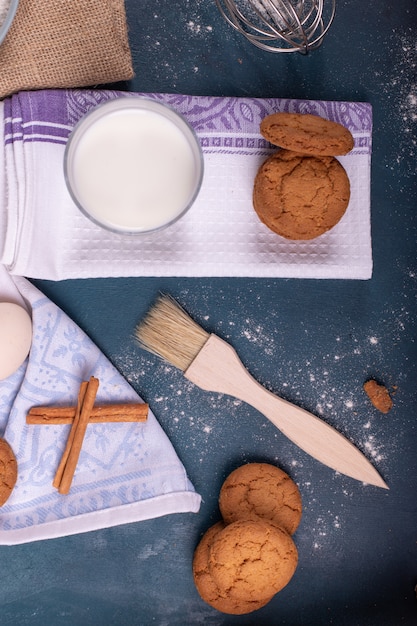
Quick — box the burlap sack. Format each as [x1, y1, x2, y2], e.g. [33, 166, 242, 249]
[0, 0, 134, 99]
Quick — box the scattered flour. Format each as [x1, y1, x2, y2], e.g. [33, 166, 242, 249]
[118, 314, 397, 481]
[118, 294, 405, 471]
[144, 3, 215, 87]
[186, 20, 213, 36]
[137, 538, 168, 560]
[380, 31, 417, 172]
[113, 285, 412, 559]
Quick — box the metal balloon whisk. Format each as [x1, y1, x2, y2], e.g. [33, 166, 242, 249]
[215, 0, 336, 54]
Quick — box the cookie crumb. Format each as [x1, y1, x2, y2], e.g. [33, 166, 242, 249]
[363, 380, 393, 414]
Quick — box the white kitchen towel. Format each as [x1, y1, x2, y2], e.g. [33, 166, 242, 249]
[0, 265, 201, 545]
[0, 89, 373, 280]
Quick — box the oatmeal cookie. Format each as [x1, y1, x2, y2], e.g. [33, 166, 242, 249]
[0, 438, 17, 506]
[208, 519, 298, 601]
[260, 112, 354, 156]
[193, 521, 272, 614]
[253, 149, 350, 240]
[219, 462, 302, 535]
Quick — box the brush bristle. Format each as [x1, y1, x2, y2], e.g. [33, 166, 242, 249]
[135, 295, 209, 371]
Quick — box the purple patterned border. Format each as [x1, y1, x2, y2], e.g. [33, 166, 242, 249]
[3, 89, 372, 155]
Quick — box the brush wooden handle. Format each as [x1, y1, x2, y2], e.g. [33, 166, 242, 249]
[185, 335, 388, 489]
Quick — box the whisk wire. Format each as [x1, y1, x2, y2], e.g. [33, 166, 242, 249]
[215, 0, 336, 54]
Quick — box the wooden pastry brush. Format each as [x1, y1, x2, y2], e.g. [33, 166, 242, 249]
[135, 295, 388, 490]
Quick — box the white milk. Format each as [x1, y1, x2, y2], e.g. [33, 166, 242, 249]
[70, 107, 200, 232]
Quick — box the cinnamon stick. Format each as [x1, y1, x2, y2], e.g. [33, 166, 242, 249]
[52, 381, 88, 490]
[57, 376, 99, 495]
[27, 403, 148, 425]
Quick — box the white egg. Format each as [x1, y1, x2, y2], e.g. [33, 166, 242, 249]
[0, 302, 32, 380]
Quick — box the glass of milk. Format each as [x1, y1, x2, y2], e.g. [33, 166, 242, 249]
[64, 97, 204, 235]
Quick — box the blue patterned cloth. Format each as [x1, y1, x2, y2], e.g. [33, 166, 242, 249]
[0, 267, 200, 544]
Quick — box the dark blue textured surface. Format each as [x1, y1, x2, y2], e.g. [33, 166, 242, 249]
[2, 0, 417, 623]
